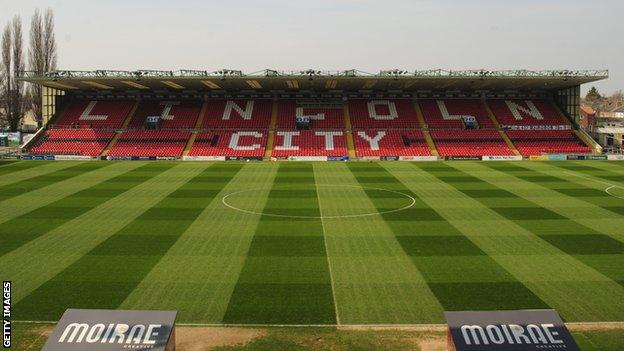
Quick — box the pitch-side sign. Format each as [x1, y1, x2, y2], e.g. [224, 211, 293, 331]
[42, 309, 177, 351]
[445, 309, 579, 351]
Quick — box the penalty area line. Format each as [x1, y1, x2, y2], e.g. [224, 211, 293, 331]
[563, 171, 624, 200]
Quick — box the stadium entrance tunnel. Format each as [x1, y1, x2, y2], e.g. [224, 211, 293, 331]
[221, 185, 416, 219]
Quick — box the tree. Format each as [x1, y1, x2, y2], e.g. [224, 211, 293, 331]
[1, 23, 12, 130]
[28, 8, 57, 127]
[10, 16, 24, 132]
[0, 16, 26, 132]
[585, 86, 601, 101]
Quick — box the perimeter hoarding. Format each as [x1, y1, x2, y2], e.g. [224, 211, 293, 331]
[445, 309, 579, 351]
[42, 309, 177, 351]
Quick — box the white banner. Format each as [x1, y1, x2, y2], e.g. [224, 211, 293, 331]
[182, 156, 226, 161]
[398, 156, 439, 161]
[54, 155, 95, 161]
[360, 156, 381, 161]
[607, 154, 624, 161]
[287, 156, 328, 161]
[482, 155, 523, 161]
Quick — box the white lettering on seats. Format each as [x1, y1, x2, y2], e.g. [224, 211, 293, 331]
[315, 131, 343, 150]
[296, 107, 325, 120]
[437, 100, 473, 120]
[505, 100, 543, 120]
[159, 101, 179, 120]
[223, 101, 254, 120]
[357, 131, 386, 150]
[367, 100, 398, 120]
[229, 131, 262, 150]
[79, 101, 108, 120]
[274, 131, 299, 150]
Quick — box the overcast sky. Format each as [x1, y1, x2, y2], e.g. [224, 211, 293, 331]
[2, 0, 622, 94]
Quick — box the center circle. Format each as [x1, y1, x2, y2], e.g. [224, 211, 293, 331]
[221, 184, 416, 219]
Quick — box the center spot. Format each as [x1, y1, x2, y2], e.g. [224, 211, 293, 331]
[222, 185, 416, 219]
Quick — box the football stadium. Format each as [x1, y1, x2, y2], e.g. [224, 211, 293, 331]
[0, 67, 623, 350]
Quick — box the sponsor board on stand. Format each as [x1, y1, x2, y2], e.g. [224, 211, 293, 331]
[54, 155, 95, 161]
[547, 154, 567, 161]
[398, 156, 439, 161]
[380, 156, 400, 161]
[481, 156, 523, 161]
[446, 156, 482, 161]
[182, 156, 226, 161]
[42, 309, 177, 351]
[588, 155, 608, 160]
[529, 155, 548, 161]
[566, 155, 587, 160]
[360, 156, 381, 161]
[607, 154, 624, 161]
[287, 156, 328, 161]
[445, 309, 579, 351]
[327, 156, 350, 161]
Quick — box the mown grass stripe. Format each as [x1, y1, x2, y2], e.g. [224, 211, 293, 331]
[1, 163, 208, 303]
[0, 162, 110, 203]
[222, 163, 336, 325]
[348, 162, 548, 314]
[14, 163, 241, 321]
[118, 163, 279, 323]
[480, 161, 624, 288]
[0, 161, 47, 176]
[553, 161, 624, 185]
[314, 162, 444, 324]
[2, 163, 88, 190]
[418, 161, 624, 321]
[486, 162, 624, 230]
[0, 163, 173, 257]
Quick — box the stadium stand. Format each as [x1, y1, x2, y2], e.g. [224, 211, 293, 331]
[129, 100, 202, 129]
[419, 99, 495, 129]
[30, 129, 115, 156]
[189, 131, 267, 157]
[29, 95, 593, 158]
[349, 99, 419, 129]
[201, 100, 272, 129]
[276, 100, 344, 129]
[506, 130, 592, 156]
[53, 100, 135, 129]
[354, 130, 431, 157]
[431, 129, 514, 156]
[487, 100, 568, 126]
[271, 130, 348, 157]
[108, 130, 191, 157]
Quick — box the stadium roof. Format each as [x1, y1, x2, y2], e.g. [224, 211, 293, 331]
[19, 69, 608, 92]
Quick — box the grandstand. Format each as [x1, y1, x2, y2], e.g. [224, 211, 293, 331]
[20, 69, 605, 159]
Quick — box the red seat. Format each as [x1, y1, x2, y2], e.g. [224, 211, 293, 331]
[349, 100, 419, 129]
[431, 129, 513, 156]
[202, 100, 272, 130]
[354, 130, 431, 156]
[488, 100, 568, 127]
[129, 100, 201, 129]
[506, 130, 591, 156]
[420, 100, 494, 129]
[271, 130, 347, 157]
[189, 131, 267, 157]
[276, 101, 344, 130]
[108, 130, 191, 157]
[30, 129, 116, 156]
[53, 100, 134, 129]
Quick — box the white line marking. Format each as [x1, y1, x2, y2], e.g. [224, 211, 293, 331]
[221, 184, 416, 219]
[563, 171, 624, 200]
[313, 164, 341, 325]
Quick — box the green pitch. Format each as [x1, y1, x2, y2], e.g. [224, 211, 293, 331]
[0, 160, 623, 325]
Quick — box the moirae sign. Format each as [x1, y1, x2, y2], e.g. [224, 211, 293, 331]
[42, 309, 177, 351]
[445, 309, 579, 351]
